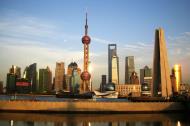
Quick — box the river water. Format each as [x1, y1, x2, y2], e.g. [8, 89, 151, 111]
[0, 112, 189, 126]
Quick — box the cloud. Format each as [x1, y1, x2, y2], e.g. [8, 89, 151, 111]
[0, 17, 56, 38]
[167, 32, 190, 84]
[123, 42, 153, 51]
[184, 32, 190, 36]
[0, 14, 85, 87]
[0, 14, 83, 50]
[167, 32, 190, 57]
[92, 37, 113, 44]
[0, 37, 84, 65]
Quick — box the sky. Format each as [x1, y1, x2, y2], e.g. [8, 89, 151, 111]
[0, 0, 190, 89]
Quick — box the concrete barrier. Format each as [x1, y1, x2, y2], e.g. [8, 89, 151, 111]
[0, 101, 185, 112]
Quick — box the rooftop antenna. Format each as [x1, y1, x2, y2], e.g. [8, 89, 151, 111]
[85, 8, 88, 35]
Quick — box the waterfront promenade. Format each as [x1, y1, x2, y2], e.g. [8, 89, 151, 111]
[0, 100, 186, 113]
[0, 100, 185, 113]
[0, 94, 188, 113]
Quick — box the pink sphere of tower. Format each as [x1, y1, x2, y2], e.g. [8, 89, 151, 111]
[81, 71, 91, 81]
[82, 35, 91, 44]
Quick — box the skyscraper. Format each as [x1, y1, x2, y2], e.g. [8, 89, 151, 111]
[140, 66, 152, 84]
[0, 81, 3, 93]
[39, 66, 52, 93]
[66, 62, 81, 93]
[6, 65, 21, 93]
[100, 75, 106, 92]
[172, 64, 182, 93]
[101, 75, 107, 85]
[23, 63, 37, 93]
[6, 73, 16, 93]
[125, 56, 135, 84]
[9, 65, 21, 78]
[55, 62, 65, 92]
[170, 74, 177, 93]
[152, 28, 172, 97]
[108, 44, 119, 84]
[71, 69, 81, 93]
[80, 13, 91, 93]
[140, 66, 152, 95]
[66, 62, 77, 91]
[129, 71, 139, 84]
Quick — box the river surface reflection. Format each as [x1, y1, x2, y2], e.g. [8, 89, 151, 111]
[0, 112, 189, 126]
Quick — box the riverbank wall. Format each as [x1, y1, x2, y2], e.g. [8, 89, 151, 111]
[0, 101, 186, 113]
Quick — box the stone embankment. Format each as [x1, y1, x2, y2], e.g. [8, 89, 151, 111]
[0, 101, 185, 113]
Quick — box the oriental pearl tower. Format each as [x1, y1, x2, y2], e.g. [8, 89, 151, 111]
[80, 13, 91, 93]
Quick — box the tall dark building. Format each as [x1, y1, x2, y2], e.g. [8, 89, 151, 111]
[0, 81, 3, 93]
[24, 63, 37, 93]
[100, 75, 106, 92]
[125, 56, 135, 84]
[152, 28, 172, 97]
[108, 44, 119, 84]
[6, 73, 16, 93]
[39, 66, 52, 93]
[6, 65, 21, 93]
[140, 66, 152, 84]
[101, 75, 106, 86]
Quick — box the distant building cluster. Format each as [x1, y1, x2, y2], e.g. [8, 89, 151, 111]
[5, 62, 83, 94]
[99, 28, 189, 98]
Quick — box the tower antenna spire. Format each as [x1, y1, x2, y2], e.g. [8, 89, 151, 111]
[85, 12, 88, 35]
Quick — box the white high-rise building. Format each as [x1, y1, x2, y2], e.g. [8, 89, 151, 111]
[108, 44, 119, 84]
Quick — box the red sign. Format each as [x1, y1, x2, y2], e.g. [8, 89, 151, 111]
[16, 82, 31, 87]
